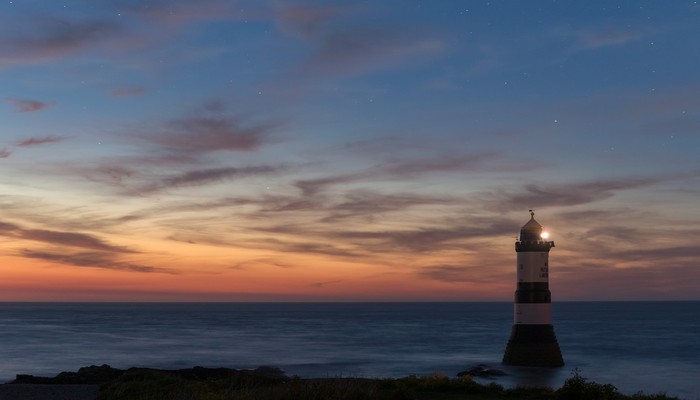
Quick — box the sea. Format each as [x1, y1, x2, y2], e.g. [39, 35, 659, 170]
[0, 302, 698, 399]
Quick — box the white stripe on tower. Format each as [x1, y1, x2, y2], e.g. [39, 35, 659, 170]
[514, 248, 552, 325]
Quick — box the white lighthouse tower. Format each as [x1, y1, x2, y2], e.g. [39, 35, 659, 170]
[502, 210, 564, 367]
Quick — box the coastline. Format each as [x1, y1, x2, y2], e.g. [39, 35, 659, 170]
[1, 364, 683, 400]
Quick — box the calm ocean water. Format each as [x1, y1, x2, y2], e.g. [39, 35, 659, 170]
[0, 302, 698, 399]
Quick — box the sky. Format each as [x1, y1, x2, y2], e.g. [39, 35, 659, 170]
[1, 0, 699, 302]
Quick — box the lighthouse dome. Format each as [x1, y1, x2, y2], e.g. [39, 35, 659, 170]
[520, 212, 543, 242]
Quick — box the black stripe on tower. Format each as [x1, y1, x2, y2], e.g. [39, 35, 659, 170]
[503, 324, 564, 367]
[517, 282, 549, 291]
[516, 279, 551, 303]
[515, 240, 554, 252]
[514, 289, 551, 303]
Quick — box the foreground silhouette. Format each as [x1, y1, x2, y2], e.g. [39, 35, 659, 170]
[6, 365, 678, 400]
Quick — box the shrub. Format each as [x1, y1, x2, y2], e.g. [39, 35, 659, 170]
[557, 369, 621, 400]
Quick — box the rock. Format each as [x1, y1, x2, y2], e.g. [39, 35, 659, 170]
[9, 364, 288, 387]
[11, 364, 125, 385]
[250, 366, 287, 379]
[457, 364, 508, 379]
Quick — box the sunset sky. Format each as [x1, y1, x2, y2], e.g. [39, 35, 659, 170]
[1, 1, 699, 301]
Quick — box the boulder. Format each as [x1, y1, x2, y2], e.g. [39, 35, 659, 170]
[457, 364, 507, 379]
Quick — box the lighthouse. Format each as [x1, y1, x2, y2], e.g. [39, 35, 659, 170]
[502, 211, 564, 367]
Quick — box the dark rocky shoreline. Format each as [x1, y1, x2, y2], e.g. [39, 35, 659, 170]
[9, 364, 287, 385]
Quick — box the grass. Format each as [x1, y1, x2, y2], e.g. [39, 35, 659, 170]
[11, 365, 678, 400]
[86, 367, 680, 400]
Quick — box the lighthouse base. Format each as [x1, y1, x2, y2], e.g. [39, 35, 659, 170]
[502, 324, 564, 367]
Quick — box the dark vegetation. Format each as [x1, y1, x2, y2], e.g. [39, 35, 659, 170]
[10, 365, 679, 400]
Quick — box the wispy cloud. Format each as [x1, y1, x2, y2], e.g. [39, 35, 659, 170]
[418, 264, 510, 284]
[319, 191, 457, 223]
[253, 238, 363, 259]
[140, 104, 277, 154]
[230, 258, 295, 270]
[312, 279, 343, 288]
[275, 4, 352, 38]
[275, 3, 445, 77]
[0, 149, 10, 158]
[82, 164, 135, 186]
[306, 27, 445, 76]
[576, 27, 649, 50]
[0, 220, 135, 253]
[556, 261, 700, 300]
[111, 87, 145, 97]
[295, 173, 365, 196]
[131, 165, 282, 195]
[380, 153, 496, 177]
[486, 176, 665, 211]
[20, 249, 175, 274]
[16, 135, 67, 147]
[6, 98, 54, 112]
[295, 153, 497, 196]
[612, 245, 700, 263]
[131, 1, 247, 25]
[334, 218, 517, 253]
[0, 17, 123, 66]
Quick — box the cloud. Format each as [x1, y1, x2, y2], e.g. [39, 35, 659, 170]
[319, 191, 458, 223]
[83, 164, 135, 186]
[162, 166, 277, 188]
[275, 4, 351, 38]
[306, 27, 445, 76]
[576, 27, 649, 50]
[132, 165, 281, 195]
[380, 153, 496, 177]
[6, 98, 54, 112]
[555, 208, 636, 224]
[247, 237, 363, 259]
[390, 224, 513, 252]
[130, 1, 247, 25]
[612, 245, 700, 262]
[556, 261, 700, 301]
[230, 258, 295, 270]
[240, 189, 458, 224]
[111, 87, 145, 97]
[332, 217, 517, 253]
[295, 173, 366, 196]
[312, 279, 343, 288]
[275, 3, 445, 77]
[418, 264, 510, 284]
[295, 153, 496, 196]
[20, 249, 175, 274]
[21, 229, 134, 253]
[140, 106, 276, 153]
[0, 220, 135, 253]
[16, 135, 66, 147]
[0, 149, 10, 158]
[487, 176, 664, 211]
[0, 17, 123, 66]
[258, 196, 320, 213]
[163, 196, 258, 212]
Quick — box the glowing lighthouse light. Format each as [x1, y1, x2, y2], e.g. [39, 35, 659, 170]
[502, 210, 564, 367]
